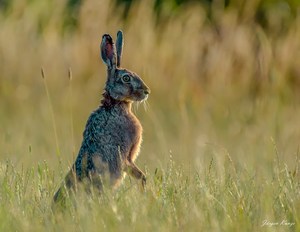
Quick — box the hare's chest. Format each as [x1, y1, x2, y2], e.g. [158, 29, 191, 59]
[88, 108, 142, 155]
[114, 114, 142, 143]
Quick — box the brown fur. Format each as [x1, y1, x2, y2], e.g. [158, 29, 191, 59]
[53, 30, 149, 206]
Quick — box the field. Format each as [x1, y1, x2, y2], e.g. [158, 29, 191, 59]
[1, 0, 300, 231]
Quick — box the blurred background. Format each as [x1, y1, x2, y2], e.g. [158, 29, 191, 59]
[1, 0, 300, 179]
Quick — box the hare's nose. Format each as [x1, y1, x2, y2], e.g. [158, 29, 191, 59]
[144, 88, 151, 95]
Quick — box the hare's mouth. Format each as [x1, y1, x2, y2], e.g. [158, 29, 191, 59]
[143, 94, 149, 100]
[131, 89, 149, 102]
[134, 94, 149, 111]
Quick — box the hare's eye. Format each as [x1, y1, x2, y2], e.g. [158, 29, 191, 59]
[122, 75, 131, 83]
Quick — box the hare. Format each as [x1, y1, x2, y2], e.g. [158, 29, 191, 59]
[53, 30, 150, 204]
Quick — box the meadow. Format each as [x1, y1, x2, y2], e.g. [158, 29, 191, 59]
[0, 0, 300, 231]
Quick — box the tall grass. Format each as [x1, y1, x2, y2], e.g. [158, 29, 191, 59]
[1, 0, 300, 231]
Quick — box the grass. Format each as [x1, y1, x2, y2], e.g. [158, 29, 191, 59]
[0, 152, 299, 231]
[1, 0, 300, 231]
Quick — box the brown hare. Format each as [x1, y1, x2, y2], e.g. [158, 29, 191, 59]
[53, 30, 150, 204]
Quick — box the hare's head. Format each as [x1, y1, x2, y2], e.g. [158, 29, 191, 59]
[100, 31, 150, 102]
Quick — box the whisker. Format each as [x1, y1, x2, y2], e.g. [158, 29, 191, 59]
[137, 101, 140, 110]
[143, 99, 149, 111]
[133, 101, 140, 113]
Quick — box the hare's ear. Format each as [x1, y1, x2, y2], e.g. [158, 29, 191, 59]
[116, 30, 123, 67]
[101, 34, 116, 70]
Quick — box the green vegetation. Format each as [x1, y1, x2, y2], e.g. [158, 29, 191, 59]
[1, 0, 300, 231]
